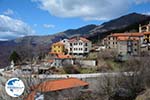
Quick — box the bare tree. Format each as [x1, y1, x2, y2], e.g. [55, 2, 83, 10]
[96, 56, 150, 100]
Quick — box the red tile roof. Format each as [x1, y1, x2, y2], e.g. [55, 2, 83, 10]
[47, 60, 54, 63]
[25, 91, 36, 100]
[117, 37, 129, 41]
[25, 78, 89, 100]
[110, 33, 143, 37]
[52, 42, 64, 46]
[117, 36, 140, 41]
[57, 54, 73, 59]
[37, 78, 88, 92]
[143, 32, 150, 35]
[69, 37, 90, 43]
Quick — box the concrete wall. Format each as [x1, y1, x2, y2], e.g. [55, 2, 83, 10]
[75, 60, 97, 67]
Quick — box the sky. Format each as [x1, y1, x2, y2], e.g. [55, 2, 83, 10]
[0, 0, 150, 40]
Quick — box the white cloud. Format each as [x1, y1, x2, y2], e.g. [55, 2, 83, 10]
[134, 0, 150, 4]
[32, 0, 131, 20]
[143, 12, 150, 15]
[0, 15, 35, 40]
[3, 9, 14, 15]
[43, 24, 55, 28]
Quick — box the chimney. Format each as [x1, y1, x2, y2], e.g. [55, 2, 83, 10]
[76, 36, 80, 40]
[139, 24, 142, 33]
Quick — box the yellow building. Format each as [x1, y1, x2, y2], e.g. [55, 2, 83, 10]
[51, 42, 65, 54]
[144, 32, 150, 43]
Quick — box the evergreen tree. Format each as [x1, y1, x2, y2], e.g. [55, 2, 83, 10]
[9, 51, 21, 65]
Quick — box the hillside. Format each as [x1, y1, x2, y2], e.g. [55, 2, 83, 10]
[0, 12, 150, 68]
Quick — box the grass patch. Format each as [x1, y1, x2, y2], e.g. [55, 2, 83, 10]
[86, 52, 98, 60]
[79, 68, 97, 74]
[106, 60, 122, 71]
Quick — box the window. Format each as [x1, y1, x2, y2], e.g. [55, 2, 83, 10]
[85, 43, 88, 46]
[85, 48, 88, 51]
[70, 48, 72, 51]
[79, 42, 82, 45]
[74, 48, 78, 51]
[134, 49, 137, 51]
[128, 41, 131, 45]
[134, 43, 137, 46]
[74, 43, 77, 45]
[70, 43, 72, 46]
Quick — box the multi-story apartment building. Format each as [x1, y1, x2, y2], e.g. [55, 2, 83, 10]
[139, 22, 150, 32]
[139, 22, 150, 44]
[102, 22, 150, 56]
[105, 33, 143, 50]
[117, 37, 140, 55]
[143, 32, 150, 44]
[51, 37, 92, 57]
[68, 37, 92, 56]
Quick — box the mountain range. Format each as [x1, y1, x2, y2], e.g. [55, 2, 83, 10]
[0, 12, 150, 68]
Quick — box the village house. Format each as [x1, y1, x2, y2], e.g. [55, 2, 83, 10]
[25, 78, 89, 100]
[51, 37, 92, 57]
[51, 42, 65, 54]
[68, 37, 92, 57]
[51, 53, 74, 68]
[48, 52, 74, 67]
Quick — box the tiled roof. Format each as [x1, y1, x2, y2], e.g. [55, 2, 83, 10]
[110, 33, 143, 37]
[117, 36, 140, 41]
[69, 37, 90, 43]
[25, 78, 89, 100]
[57, 54, 73, 59]
[25, 91, 36, 100]
[143, 32, 150, 35]
[52, 42, 64, 46]
[117, 37, 129, 41]
[47, 60, 54, 63]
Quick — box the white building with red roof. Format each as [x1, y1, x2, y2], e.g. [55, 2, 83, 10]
[68, 37, 92, 56]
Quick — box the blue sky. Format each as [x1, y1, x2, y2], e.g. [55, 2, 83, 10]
[0, 0, 150, 40]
